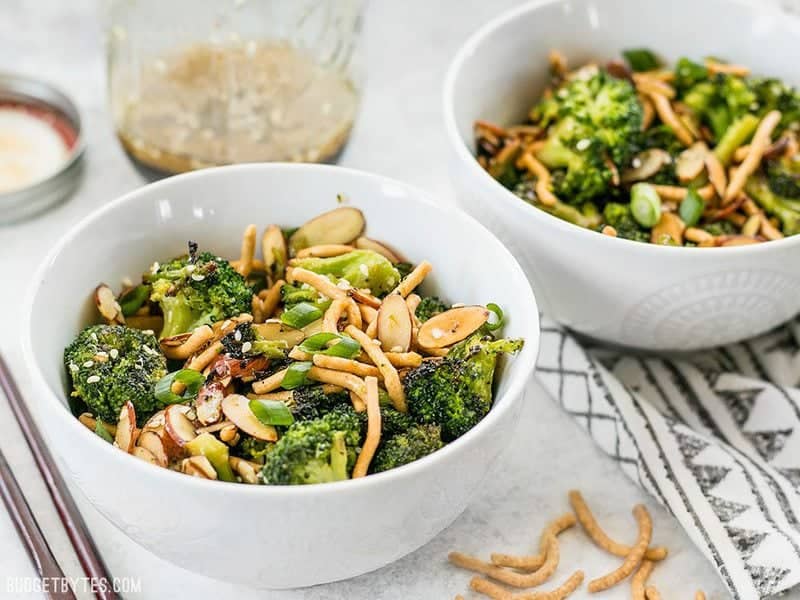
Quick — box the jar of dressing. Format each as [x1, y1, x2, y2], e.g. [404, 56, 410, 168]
[106, 0, 363, 176]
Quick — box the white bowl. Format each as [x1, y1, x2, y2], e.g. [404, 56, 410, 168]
[444, 0, 800, 351]
[23, 164, 539, 589]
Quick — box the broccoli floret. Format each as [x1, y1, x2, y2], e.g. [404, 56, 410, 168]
[641, 124, 685, 160]
[236, 437, 273, 463]
[533, 70, 643, 203]
[380, 405, 417, 436]
[262, 407, 362, 485]
[371, 424, 444, 473]
[748, 78, 800, 135]
[64, 324, 167, 423]
[745, 175, 800, 236]
[287, 386, 350, 421]
[702, 220, 738, 237]
[673, 57, 709, 92]
[415, 296, 448, 322]
[405, 332, 523, 441]
[766, 156, 800, 199]
[290, 250, 401, 296]
[220, 323, 288, 360]
[602, 203, 651, 243]
[147, 250, 252, 338]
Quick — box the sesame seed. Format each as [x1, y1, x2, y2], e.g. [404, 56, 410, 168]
[86, 375, 101, 384]
[150, 261, 160, 274]
[83, 360, 94, 368]
[431, 328, 444, 340]
[451, 302, 465, 308]
[96, 351, 109, 358]
[241, 341, 252, 353]
[632, 157, 642, 168]
[142, 329, 154, 336]
[185, 264, 196, 272]
[142, 345, 158, 356]
[576, 138, 591, 151]
[234, 330, 242, 342]
[90, 332, 98, 342]
[336, 279, 351, 290]
[69, 363, 79, 372]
[359, 264, 369, 277]
[109, 349, 119, 360]
[191, 273, 205, 282]
[221, 320, 231, 330]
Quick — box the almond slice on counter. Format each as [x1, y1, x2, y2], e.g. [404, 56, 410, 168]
[377, 294, 412, 352]
[289, 207, 365, 252]
[221, 394, 278, 442]
[114, 401, 138, 453]
[417, 306, 490, 349]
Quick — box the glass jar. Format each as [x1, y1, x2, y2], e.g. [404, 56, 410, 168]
[106, 0, 363, 175]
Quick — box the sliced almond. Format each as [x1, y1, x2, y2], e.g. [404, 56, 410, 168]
[182, 456, 217, 479]
[288, 207, 365, 253]
[252, 319, 305, 346]
[221, 394, 278, 442]
[195, 381, 226, 425]
[142, 409, 166, 433]
[136, 431, 168, 467]
[377, 294, 412, 352]
[621, 149, 672, 183]
[164, 404, 197, 447]
[132, 446, 159, 465]
[651, 212, 686, 245]
[676, 141, 709, 182]
[95, 284, 125, 324]
[159, 332, 192, 347]
[262, 224, 288, 284]
[355, 237, 405, 263]
[295, 244, 354, 259]
[417, 306, 490, 349]
[114, 401, 138, 453]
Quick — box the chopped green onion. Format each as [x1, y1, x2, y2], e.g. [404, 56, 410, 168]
[119, 284, 150, 317]
[622, 48, 660, 72]
[249, 399, 295, 426]
[485, 303, 504, 331]
[679, 188, 705, 227]
[298, 332, 361, 359]
[251, 339, 289, 359]
[298, 332, 340, 353]
[94, 420, 113, 443]
[630, 183, 662, 228]
[280, 302, 323, 329]
[154, 369, 206, 405]
[281, 361, 313, 390]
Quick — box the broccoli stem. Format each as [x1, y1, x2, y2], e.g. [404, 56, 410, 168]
[329, 432, 348, 481]
[745, 175, 800, 236]
[540, 199, 603, 229]
[714, 114, 759, 165]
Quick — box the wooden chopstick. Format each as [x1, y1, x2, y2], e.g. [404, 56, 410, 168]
[0, 448, 76, 599]
[0, 354, 118, 600]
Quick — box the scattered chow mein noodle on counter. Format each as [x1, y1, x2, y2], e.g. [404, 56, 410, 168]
[449, 490, 706, 599]
[476, 47, 800, 246]
[64, 205, 523, 485]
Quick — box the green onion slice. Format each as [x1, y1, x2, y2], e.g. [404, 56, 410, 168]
[119, 284, 150, 317]
[485, 303, 504, 331]
[622, 48, 661, 72]
[249, 398, 295, 426]
[281, 361, 313, 390]
[280, 302, 323, 329]
[298, 332, 340, 352]
[298, 332, 361, 359]
[154, 369, 206, 405]
[679, 187, 704, 227]
[630, 183, 662, 228]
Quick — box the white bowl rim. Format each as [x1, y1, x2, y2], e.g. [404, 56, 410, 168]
[442, 0, 800, 256]
[22, 162, 540, 497]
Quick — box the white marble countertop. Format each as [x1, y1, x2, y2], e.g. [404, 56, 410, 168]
[0, 1, 786, 598]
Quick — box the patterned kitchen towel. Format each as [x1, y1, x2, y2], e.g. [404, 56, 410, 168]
[536, 317, 800, 599]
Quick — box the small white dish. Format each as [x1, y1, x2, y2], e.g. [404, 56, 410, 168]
[443, 0, 800, 350]
[23, 163, 539, 588]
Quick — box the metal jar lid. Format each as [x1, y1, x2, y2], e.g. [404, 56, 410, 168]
[0, 73, 85, 224]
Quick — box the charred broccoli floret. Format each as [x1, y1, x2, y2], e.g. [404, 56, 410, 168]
[220, 322, 288, 360]
[64, 324, 167, 423]
[290, 250, 401, 296]
[147, 249, 252, 338]
[766, 155, 800, 199]
[236, 437, 273, 463]
[745, 175, 800, 236]
[415, 296, 448, 323]
[287, 386, 350, 422]
[602, 203, 650, 243]
[262, 407, 362, 485]
[405, 332, 523, 441]
[371, 424, 443, 473]
[532, 69, 643, 204]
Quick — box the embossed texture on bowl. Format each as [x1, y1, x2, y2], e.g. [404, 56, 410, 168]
[443, 0, 800, 350]
[23, 164, 539, 588]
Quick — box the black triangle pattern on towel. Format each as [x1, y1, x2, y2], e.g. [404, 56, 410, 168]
[534, 318, 800, 599]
